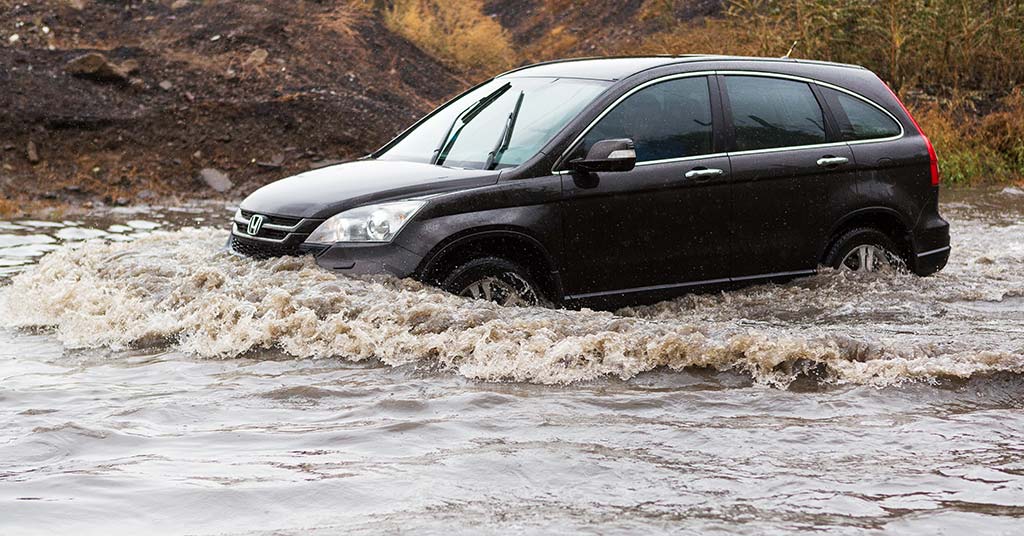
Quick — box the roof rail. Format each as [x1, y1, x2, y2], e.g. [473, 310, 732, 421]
[494, 55, 868, 81]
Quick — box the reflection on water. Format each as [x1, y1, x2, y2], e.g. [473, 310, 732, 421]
[0, 191, 1022, 534]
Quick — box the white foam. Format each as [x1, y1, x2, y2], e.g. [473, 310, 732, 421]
[2, 226, 1021, 386]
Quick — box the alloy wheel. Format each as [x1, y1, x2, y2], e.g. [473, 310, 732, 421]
[458, 273, 539, 307]
[840, 244, 903, 273]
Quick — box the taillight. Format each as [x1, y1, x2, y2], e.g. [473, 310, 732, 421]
[882, 79, 941, 186]
[924, 136, 940, 187]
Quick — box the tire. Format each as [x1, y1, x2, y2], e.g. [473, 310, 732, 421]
[824, 227, 907, 273]
[441, 257, 544, 307]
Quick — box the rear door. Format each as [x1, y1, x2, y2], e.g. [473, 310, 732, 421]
[815, 84, 910, 229]
[721, 74, 858, 279]
[560, 75, 733, 301]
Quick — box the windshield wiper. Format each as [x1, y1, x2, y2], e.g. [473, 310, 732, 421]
[432, 82, 512, 166]
[484, 91, 525, 170]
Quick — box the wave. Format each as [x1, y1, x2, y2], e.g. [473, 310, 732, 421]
[2, 226, 1022, 387]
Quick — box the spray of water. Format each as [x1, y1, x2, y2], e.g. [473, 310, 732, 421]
[2, 217, 1022, 386]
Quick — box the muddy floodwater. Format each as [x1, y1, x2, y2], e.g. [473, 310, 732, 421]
[1, 190, 1023, 535]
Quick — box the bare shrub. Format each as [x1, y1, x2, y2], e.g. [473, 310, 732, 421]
[384, 0, 515, 73]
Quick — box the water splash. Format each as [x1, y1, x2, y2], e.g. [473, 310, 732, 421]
[2, 219, 1021, 386]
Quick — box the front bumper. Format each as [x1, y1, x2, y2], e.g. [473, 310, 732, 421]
[314, 241, 423, 277]
[228, 232, 423, 278]
[228, 209, 425, 278]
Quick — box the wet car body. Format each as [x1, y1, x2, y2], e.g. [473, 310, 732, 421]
[230, 55, 951, 309]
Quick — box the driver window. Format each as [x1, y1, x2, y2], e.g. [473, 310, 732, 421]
[577, 76, 713, 163]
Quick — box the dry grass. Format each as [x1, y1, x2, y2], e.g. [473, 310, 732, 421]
[521, 25, 579, 64]
[640, 0, 1024, 91]
[0, 198, 19, 218]
[316, 7, 364, 42]
[635, 16, 762, 57]
[632, 0, 1024, 185]
[914, 89, 1024, 185]
[0, 197, 67, 220]
[383, 0, 515, 74]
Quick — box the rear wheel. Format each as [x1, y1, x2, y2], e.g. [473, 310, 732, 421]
[824, 227, 907, 273]
[441, 257, 543, 307]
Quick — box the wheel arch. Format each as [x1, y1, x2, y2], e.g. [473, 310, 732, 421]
[415, 226, 564, 302]
[823, 207, 914, 262]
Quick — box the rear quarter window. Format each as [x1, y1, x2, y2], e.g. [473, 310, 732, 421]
[819, 86, 902, 141]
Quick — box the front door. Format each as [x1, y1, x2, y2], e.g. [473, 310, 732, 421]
[560, 75, 732, 302]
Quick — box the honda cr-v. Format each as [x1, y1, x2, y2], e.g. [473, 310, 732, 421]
[229, 56, 950, 308]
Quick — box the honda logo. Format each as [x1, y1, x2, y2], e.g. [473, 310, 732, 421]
[247, 214, 265, 235]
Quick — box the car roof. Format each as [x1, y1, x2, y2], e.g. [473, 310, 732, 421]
[499, 55, 866, 82]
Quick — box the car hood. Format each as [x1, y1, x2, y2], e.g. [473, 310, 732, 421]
[239, 160, 501, 219]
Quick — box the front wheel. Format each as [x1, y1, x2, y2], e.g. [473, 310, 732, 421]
[824, 227, 907, 273]
[441, 257, 543, 307]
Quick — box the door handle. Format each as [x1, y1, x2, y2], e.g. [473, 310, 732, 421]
[684, 168, 725, 180]
[816, 156, 849, 167]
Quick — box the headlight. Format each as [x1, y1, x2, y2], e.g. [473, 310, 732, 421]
[304, 200, 426, 244]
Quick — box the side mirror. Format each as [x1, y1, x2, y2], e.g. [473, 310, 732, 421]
[568, 138, 636, 173]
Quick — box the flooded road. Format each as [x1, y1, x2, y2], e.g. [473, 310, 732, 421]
[1, 190, 1022, 535]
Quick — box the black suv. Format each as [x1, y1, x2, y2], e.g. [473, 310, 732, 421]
[230, 56, 950, 309]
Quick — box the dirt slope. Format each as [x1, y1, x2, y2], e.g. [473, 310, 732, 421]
[0, 0, 465, 212]
[0, 0, 729, 215]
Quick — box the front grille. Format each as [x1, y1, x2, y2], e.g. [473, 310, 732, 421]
[240, 210, 301, 228]
[232, 222, 289, 241]
[230, 235, 328, 259]
[257, 228, 288, 240]
[230, 235, 301, 259]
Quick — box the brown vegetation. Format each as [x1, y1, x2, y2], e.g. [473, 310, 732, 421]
[912, 90, 1024, 185]
[630, 0, 1024, 185]
[384, 0, 515, 73]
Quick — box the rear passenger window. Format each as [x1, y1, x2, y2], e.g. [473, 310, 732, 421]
[579, 76, 713, 162]
[819, 86, 902, 141]
[725, 76, 826, 151]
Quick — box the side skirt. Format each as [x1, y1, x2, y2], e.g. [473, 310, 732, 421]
[563, 269, 818, 309]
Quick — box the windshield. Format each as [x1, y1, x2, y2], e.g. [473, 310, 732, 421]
[377, 77, 610, 170]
